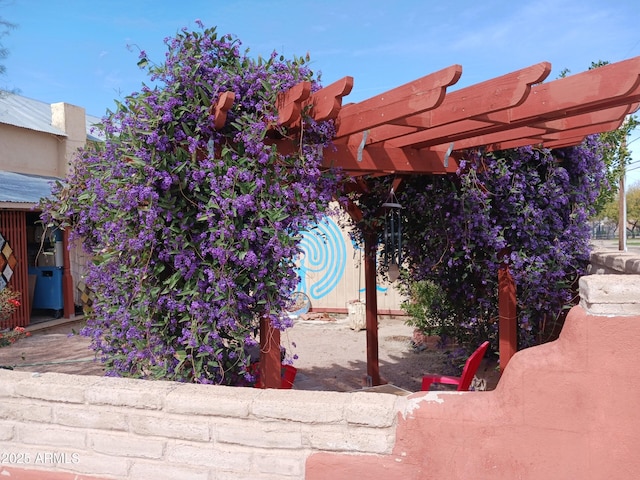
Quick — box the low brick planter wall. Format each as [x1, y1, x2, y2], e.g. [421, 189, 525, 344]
[589, 248, 640, 275]
[0, 373, 401, 479]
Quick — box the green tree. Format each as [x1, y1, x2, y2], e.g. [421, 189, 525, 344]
[0, 11, 16, 91]
[596, 116, 639, 213]
[626, 183, 640, 237]
[588, 61, 638, 213]
[562, 62, 639, 215]
[598, 196, 619, 225]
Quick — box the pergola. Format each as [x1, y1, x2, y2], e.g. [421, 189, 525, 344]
[214, 56, 640, 388]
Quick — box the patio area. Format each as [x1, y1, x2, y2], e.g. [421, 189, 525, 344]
[0, 314, 500, 393]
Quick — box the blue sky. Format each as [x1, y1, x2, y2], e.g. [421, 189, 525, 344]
[2, 0, 640, 181]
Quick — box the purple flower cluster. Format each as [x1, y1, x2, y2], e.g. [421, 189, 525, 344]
[351, 138, 606, 350]
[42, 24, 341, 384]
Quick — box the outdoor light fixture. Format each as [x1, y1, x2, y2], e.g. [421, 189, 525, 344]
[381, 188, 402, 282]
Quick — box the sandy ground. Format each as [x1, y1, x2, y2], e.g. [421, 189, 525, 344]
[285, 314, 457, 392]
[0, 314, 499, 393]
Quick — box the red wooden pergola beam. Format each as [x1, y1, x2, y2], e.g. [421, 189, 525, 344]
[534, 104, 636, 131]
[276, 81, 312, 127]
[510, 57, 640, 124]
[541, 121, 625, 142]
[477, 103, 635, 152]
[272, 137, 458, 176]
[445, 126, 549, 151]
[541, 136, 589, 149]
[210, 91, 235, 130]
[426, 62, 551, 126]
[307, 76, 354, 122]
[385, 118, 528, 151]
[384, 66, 640, 152]
[378, 63, 551, 148]
[259, 317, 282, 389]
[276, 76, 355, 128]
[447, 105, 633, 152]
[321, 143, 459, 175]
[334, 65, 463, 139]
[498, 265, 517, 372]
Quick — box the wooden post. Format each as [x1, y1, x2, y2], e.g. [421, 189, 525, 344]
[62, 229, 75, 319]
[259, 316, 281, 388]
[498, 264, 517, 371]
[619, 139, 627, 252]
[363, 230, 381, 386]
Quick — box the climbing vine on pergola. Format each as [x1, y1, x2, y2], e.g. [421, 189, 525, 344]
[259, 54, 640, 386]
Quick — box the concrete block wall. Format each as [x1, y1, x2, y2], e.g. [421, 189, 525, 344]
[584, 248, 640, 315]
[589, 248, 640, 274]
[0, 372, 401, 479]
[579, 274, 640, 316]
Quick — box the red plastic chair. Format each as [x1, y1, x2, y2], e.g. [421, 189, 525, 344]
[421, 341, 490, 391]
[251, 363, 298, 389]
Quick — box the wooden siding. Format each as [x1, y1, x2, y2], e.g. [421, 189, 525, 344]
[0, 210, 30, 328]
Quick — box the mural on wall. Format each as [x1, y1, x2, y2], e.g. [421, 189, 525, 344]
[295, 216, 346, 300]
[0, 233, 17, 291]
[293, 206, 405, 313]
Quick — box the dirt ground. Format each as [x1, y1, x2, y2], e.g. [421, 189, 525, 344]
[0, 314, 500, 393]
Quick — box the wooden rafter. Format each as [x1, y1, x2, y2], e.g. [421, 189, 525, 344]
[334, 65, 462, 138]
[446, 104, 634, 152]
[210, 91, 235, 130]
[308, 76, 354, 122]
[318, 57, 640, 177]
[322, 144, 458, 175]
[211, 56, 640, 166]
[276, 81, 312, 127]
[356, 62, 551, 147]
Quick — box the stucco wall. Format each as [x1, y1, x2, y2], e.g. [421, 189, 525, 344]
[308, 274, 640, 479]
[0, 123, 62, 178]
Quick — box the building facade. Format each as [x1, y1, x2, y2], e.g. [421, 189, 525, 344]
[0, 94, 99, 327]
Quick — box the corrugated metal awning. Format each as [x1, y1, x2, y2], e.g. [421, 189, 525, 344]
[0, 170, 59, 207]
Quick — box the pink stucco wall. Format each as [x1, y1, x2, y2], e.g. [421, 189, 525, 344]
[307, 305, 640, 479]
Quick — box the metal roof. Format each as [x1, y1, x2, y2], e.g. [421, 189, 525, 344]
[0, 93, 66, 136]
[86, 115, 104, 141]
[0, 92, 103, 140]
[0, 170, 58, 205]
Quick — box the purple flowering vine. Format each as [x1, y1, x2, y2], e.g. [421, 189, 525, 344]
[42, 24, 342, 384]
[350, 138, 606, 351]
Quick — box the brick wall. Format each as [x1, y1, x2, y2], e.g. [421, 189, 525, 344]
[0, 372, 401, 479]
[588, 248, 640, 274]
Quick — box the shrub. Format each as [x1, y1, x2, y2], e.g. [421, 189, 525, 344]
[0, 287, 20, 323]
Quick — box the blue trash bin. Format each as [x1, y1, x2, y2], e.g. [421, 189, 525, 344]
[28, 266, 63, 317]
